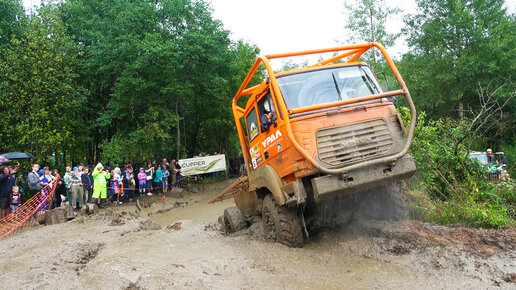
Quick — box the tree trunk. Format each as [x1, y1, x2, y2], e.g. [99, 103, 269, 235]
[175, 98, 180, 160]
[458, 101, 464, 120]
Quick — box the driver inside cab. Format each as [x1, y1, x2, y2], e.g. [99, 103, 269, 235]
[260, 109, 273, 132]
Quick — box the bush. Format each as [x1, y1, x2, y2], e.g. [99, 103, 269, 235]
[400, 108, 515, 228]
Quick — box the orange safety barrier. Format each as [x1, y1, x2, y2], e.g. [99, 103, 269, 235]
[0, 178, 58, 239]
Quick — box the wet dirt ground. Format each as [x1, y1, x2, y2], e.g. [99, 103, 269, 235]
[0, 180, 515, 289]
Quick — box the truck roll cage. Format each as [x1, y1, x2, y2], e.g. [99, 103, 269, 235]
[232, 42, 417, 175]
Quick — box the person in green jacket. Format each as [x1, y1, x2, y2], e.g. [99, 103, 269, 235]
[92, 163, 110, 208]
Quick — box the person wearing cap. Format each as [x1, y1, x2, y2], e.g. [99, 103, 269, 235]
[486, 149, 497, 164]
[91, 163, 110, 208]
[260, 109, 274, 132]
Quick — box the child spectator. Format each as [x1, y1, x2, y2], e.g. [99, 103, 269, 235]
[137, 168, 147, 197]
[10, 185, 21, 213]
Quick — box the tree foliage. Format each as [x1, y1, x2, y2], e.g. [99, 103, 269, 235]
[0, 0, 261, 165]
[0, 4, 85, 162]
[342, 0, 401, 64]
[400, 0, 515, 124]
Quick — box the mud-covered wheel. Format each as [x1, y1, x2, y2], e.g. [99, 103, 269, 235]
[262, 194, 304, 247]
[360, 182, 408, 221]
[218, 215, 227, 233]
[223, 206, 245, 233]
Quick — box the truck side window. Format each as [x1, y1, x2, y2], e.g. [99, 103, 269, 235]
[246, 107, 259, 142]
[258, 92, 276, 133]
[259, 92, 276, 118]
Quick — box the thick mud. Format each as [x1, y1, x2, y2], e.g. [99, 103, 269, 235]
[0, 180, 515, 289]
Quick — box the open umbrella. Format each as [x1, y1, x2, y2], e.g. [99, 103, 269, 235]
[0, 155, 8, 163]
[1, 152, 35, 160]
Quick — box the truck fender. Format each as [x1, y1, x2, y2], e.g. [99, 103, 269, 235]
[249, 164, 286, 205]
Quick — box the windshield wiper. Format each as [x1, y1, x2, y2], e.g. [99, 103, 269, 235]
[360, 68, 380, 94]
[331, 73, 342, 101]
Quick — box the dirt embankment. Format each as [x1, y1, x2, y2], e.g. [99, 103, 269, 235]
[0, 181, 514, 289]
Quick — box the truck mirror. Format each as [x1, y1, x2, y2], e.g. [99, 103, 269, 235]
[376, 72, 391, 91]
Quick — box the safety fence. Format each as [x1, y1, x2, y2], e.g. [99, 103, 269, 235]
[0, 178, 58, 240]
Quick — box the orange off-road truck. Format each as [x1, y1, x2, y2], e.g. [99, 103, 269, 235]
[210, 43, 417, 247]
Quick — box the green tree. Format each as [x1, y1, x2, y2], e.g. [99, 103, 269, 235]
[0, 4, 85, 162]
[342, 0, 401, 65]
[0, 0, 25, 49]
[401, 0, 515, 118]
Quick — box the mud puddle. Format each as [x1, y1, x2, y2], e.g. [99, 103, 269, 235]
[0, 181, 514, 289]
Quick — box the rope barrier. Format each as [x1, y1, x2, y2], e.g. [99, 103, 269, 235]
[0, 178, 58, 240]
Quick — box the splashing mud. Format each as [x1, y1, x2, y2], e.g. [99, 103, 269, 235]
[0, 181, 514, 289]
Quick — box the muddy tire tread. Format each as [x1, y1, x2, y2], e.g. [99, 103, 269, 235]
[262, 194, 304, 247]
[224, 206, 245, 233]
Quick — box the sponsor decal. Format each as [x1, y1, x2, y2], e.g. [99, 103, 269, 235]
[250, 122, 258, 140]
[262, 130, 283, 148]
[277, 143, 282, 153]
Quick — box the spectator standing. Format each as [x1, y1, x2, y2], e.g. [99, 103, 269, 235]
[92, 163, 110, 208]
[137, 168, 147, 197]
[154, 166, 163, 194]
[122, 166, 131, 202]
[63, 166, 73, 205]
[128, 173, 136, 200]
[162, 165, 170, 192]
[27, 164, 43, 196]
[111, 168, 122, 204]
[70, 167, 84, 210]
[0, 166, 17, 218]
[174, 160, 182, 188]
[10, 185, 21, 213]
[40, 167, 54, 188]
[82, 167, 93, 204]
[145, 163, 154, 194]
[52, 170, 63, 209]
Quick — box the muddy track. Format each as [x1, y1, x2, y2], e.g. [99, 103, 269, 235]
[0, 181, 514, 289]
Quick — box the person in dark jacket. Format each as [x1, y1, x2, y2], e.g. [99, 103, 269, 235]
[81, 167, 93, 204]
[0, 166, 17, 218]
[53, 176, 66, 209]
[174, 160, 182, 188]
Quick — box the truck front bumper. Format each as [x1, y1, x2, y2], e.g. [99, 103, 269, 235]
[311, 155, 417, 202]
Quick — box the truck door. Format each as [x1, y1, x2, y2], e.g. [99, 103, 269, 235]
[245, 105, 263, 170]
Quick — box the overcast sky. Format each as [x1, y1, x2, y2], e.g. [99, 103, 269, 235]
[23, 0, 515, 67]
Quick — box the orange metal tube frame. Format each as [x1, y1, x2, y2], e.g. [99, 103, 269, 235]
[232, 42, 417, 175]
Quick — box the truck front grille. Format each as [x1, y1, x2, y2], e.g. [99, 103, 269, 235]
[316, 119, 393, 166]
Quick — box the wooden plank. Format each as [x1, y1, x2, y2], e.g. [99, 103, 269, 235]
[208, 176, 249, 204]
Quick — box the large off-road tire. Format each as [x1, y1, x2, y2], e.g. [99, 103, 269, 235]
[262, 194, 304, 247]
[359, 182, 409, 221]
[223, 206, 245, 233]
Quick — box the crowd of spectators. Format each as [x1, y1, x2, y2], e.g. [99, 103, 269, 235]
[0, 158, 183, 215]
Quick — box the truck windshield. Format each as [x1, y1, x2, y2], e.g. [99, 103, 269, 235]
[469, 153, 489, 165]
[276, 65, 382, 109]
